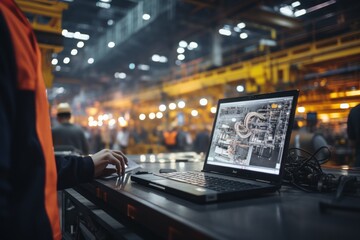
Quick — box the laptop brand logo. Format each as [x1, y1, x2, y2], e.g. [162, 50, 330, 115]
[232, 170, 238, 174]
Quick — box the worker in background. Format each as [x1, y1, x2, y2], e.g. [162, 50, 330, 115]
[163, 122, 179, 152]
[347, 104, 360, 167]
[0, 1, 127, 239]
[52, 103, 89, 155]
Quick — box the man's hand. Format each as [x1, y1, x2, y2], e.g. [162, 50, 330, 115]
[90, 149, 128, 177]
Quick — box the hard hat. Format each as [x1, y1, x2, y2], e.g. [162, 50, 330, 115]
[56, 103, 71, 114]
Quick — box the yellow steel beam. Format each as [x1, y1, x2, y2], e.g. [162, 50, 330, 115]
[103, 31, 360, 111]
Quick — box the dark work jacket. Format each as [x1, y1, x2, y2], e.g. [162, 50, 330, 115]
[0, 1, 94, 239]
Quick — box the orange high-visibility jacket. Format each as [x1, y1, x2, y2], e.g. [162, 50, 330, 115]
[0, 1, 94, 239]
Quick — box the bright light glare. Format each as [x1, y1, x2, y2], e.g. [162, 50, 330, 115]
[159, 104, 166, 112]
[199, 98, 208, 106]
[139, 113, 146, 120]
[51, 59, 58, 65]
[297, 106, 306, 113]
[169, 103, 176, 110]
[177, 101, 185, 108]
[177, 54, 185, 60]
[70, 49, 78, 55]
[88, 58, 94, 64]
[108, 41, 115, 48]
[237, 22, 246, 29]
[191, 110, 198, 117]
[294, 9, 306, 17]
[219, 28, 231, 36]
[156, 112, 163, 119]
[63, 57, 70, 64]
[210, 107, 217, 113]
[280, 6, 294, 16]
[177, 47, 185, 54]
[142, 13, 151, 20]
[149, 112, 156, 119]
[340, 103, 349, 109]
[236, 85, 244, 92]
[179, 40, 188, 48]
[77, 41, 84, 48]
[291, 1, 301, 8]
[240, 32, 248, 39]
[189, 42, 198, 49]
[152, 54, 160, 62]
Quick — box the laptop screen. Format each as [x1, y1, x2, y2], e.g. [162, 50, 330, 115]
[206, 96, 295, 175]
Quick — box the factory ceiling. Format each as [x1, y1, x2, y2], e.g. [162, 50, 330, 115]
[50, 0, 359, 105]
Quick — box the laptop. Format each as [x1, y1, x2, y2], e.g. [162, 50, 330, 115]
[131, 90, 299, 203]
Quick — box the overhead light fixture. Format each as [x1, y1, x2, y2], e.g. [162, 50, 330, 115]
[159, 56, 168, 63]
[149, 112, 156, 119]
[219, 28, 231, 36]
[236, 85, 245, 92]
[77, 41, 84, 48]
[279, 6, 294, 17]
[139, 114, 146, 121]
[107, 19, 114, 26]
[129, 63, 135, 70]
[88, 58, 94, 64]
[63, 57, 70, 64]
[191, 110, 198, 117]
[210, 107, 217, 114]
[169, 103, 176, 110]
[142, 13, 151, 20]
[100, 0, 112, 3]
[179, 41, 188, 48]
[177, 54, 185, 61]
[156, 112, 163, 119]
[96, 1, 110, 9]
[291, 1, 301, 8]
[199, 98, 208, 106]
[138, 64, 150, 71]
[237, 22, 246, 29]
[177, 47, 185, 54]
[240, 32, 248, 39]
[55, 66, 61, 71]
[108, 41, 115, 48]
[70, 49, 78, 56]
[177, 101, 185, 108]
[340, 103, 349, 109]
[159, 104, 167, 112]
[294, 9, 306, 17]
[51, 59, 58, 65]
[62, 29, 89, 40]
[114, 72, 126, 79]
[188, 42, 198, 50]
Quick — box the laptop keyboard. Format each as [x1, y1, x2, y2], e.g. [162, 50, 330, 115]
[157, 171, 260, 192]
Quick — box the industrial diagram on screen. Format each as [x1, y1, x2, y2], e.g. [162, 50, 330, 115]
[207, 98, 293, 170]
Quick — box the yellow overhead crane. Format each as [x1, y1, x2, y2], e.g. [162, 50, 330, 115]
[15, 0, 68, 87]
[103, 31, 360, 117]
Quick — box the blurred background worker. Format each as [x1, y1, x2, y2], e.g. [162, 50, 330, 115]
[52, 102, 89, 155]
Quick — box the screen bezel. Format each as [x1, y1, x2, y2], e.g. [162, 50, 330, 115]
[203, 90, 299, 185]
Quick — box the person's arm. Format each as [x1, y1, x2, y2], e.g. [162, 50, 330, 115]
[55, 149, 128, 190]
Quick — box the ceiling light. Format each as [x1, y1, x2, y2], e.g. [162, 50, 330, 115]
[237, 22, 246, 29]
[219, 28, 231, 36]
[70, 49, 78, 56]
[159, 56, 168, 63]
[63, 57, 70, 64]
[191, 110, 198, 117]
[88, 58, 94, 64]
[291, 1, 301, 8]
[51, 59, 58, 65]
[169, 103, 176, 110]
[108, 41, 115, 48]
[280, 6, 294, 17]
[199, 98, 208, 106]
[340, 103, 349, 109]
[179, 40, 188, 48]
[294, 9, 306, 17]
[55, 66, 61, 71]
[188, 42, 198, 49]
[149, 112, 156, 119]
[159, 104, 167, 112]
[138, 64, 150, 71]
[211, 107, 217, 113]
[142, 13, 151, 20]
[177, 54, 185, 61]
[119, 72, 126, 79]
[177, 101, 185, 108]
[236, 85, 244, 92]
[77, 41, 84, 48]
[101, 0, 112, 3]
[240, 32, 248, 39]
[177, 47, 185, 54]
[156, 112, 163, 119]
[139, 114, 146, 120]
[152, 54, 160, 62]
[297, 106, 305, 113]
[96, 1, 110, 9]
[175, 60, 182, 65]
[107, 19, 114, 26]
[129, 63, 135, 70]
